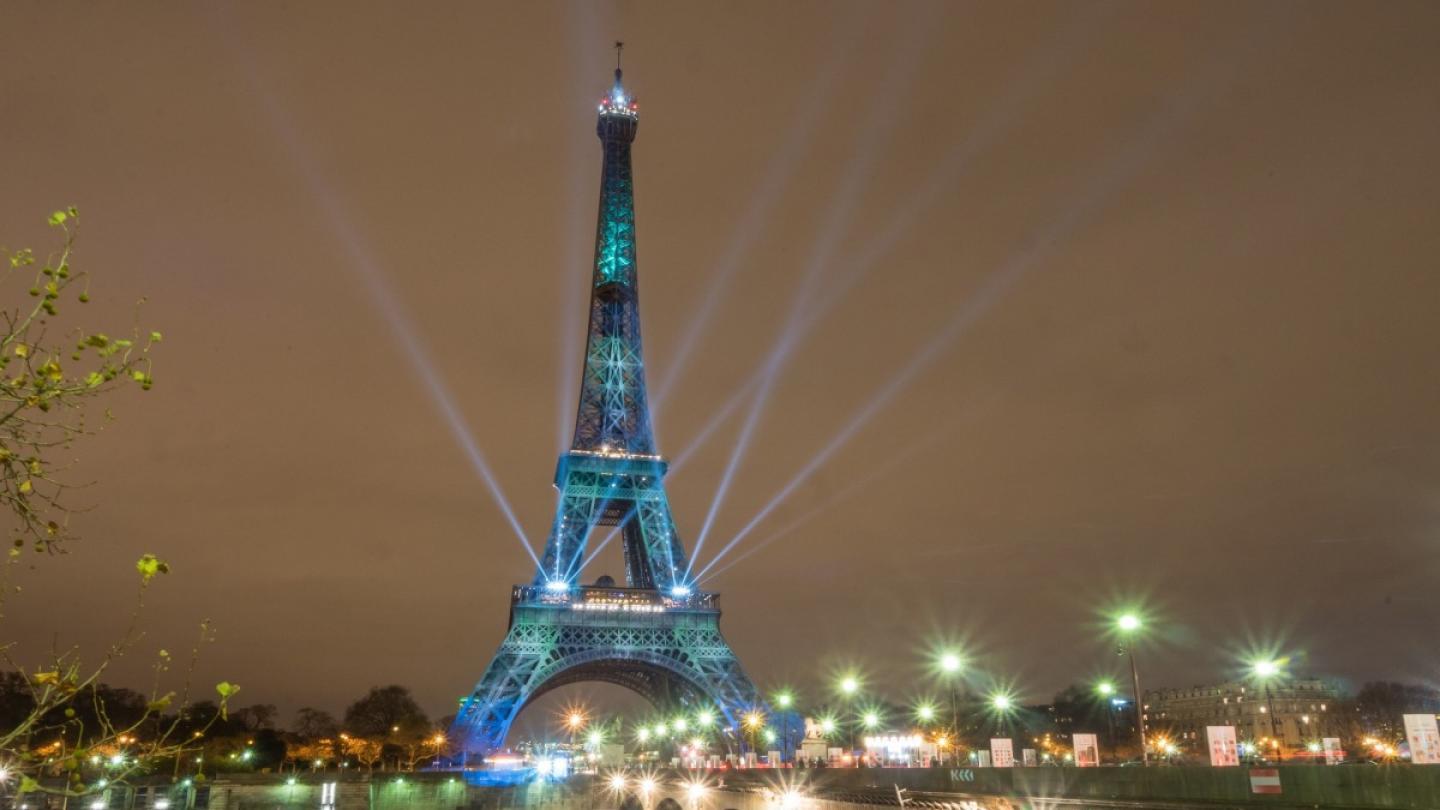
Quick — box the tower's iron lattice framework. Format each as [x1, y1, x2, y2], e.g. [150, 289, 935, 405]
[456, 64, 763, 753]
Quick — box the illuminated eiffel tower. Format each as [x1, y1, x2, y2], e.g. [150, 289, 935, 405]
[456, 53, 763, 754]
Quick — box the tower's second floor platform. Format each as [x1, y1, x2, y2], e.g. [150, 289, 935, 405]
[511, 582, 719, 614]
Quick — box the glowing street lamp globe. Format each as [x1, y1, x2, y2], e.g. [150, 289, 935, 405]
[940, 652, 962, 674]
[1116, 614, 1141, 633]
[776, 692, 794, 709]
[1096, 681, 1116, 696]
[839, 676, 860, 696]
[820, 717, 837, 734]
[1252, 660, 1281, 679]
[696, 710, 714, 726]
[861, 711, 880, 729]
[991, 694, 1012, 711]
[917, 704, 936, 722]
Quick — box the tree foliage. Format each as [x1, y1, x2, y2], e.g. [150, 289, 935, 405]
[0, 210, 231, 798]
[0, 209, 157, 558]
[1352, 681, 1440, 740]
[292, 707, 340, 739]
[342, 685, 430, 738]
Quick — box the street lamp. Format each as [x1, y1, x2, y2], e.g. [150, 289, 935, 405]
[1095, 681, 1118, 762]
[938, 651, 963, 759]
[916, 703, 936, 724]
[775, 691, 794, 765]
[860, 710, 881, 766]
[743, 711, 764, 758]
[566, 711, 587, 749]
[1251, 659, 1284, 754]
[837, 674, 861, 756]
[988, 692, 1015, 749]
[1115, 612, 1148, 765]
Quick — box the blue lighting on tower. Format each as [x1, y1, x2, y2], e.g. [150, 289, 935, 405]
[455, 48, 763, 755]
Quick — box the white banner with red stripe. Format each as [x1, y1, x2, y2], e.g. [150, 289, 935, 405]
[1249, 768, 1282, 794]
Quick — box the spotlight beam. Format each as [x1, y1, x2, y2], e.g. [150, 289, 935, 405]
[207, 14, 539, 567]
[559, 497, 623, 584]
[699, 418, 969, 585]
[695, 19, 1267, 580]
[650, 5, 869, 417]
[667, 6, 1110, 488]
[687, 7, 942, 571]
[668, 373, 757, 473]
[569, 503, 639, 582]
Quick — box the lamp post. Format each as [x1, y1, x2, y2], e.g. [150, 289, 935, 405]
[861, 711, 880, 766]
[988, 693, 1014, 764]
[939, 651, 962, 762]
[990, 693, 1012, 732]
[1096, 681, 1117, 763]
[743, 711, 764, 759]
[1116, 613, 1148, 766]
[776, 692, 794, 765]
[566, 711, 586, 749]
[1252, 660, 1283, 758]
[838, 675, 860, 757]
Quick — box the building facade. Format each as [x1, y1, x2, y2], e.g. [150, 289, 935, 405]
[1144, 679, 1340, 752]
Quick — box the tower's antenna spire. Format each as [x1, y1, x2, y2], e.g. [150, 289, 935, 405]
[615, 40, 624, 70]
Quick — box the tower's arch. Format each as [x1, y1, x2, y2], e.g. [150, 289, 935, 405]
[457, 595, 761, 751]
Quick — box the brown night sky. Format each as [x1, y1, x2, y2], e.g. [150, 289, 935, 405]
[3, 1, 1439, 730]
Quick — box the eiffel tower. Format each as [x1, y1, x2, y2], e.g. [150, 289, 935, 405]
[456, 55, 762, 754]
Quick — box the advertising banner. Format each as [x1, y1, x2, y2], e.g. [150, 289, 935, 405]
[1404, 714, 1440, 764]
[1021, 748, 1036, 767]
[1072, 733, 1099, 768]
[990, 738, 1014, 768]
[1322, 737, 1343, 765]
[1206, 726, 1239, 767]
